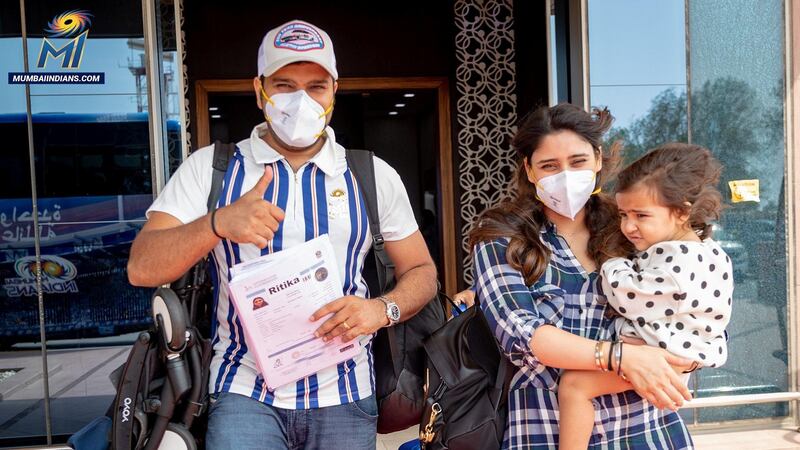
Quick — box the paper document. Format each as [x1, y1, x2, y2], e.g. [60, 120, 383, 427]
[227, 234, 360, 389]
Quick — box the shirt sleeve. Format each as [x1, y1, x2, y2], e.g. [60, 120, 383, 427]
[473, 239, 565, 371]
[146, 145, 214, 224]
[373, 156, 418, 242]
[600, 256, 684, 323]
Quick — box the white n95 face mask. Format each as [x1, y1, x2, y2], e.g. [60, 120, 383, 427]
[533, 169, 600, 220]
[260, 87, 333, 148]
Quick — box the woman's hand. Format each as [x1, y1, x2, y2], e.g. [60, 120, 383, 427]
[620, 344, 693, 410]
[452, 289, 476, 307]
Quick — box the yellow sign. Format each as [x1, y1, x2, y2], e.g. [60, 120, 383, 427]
[729, 179, 759, 203]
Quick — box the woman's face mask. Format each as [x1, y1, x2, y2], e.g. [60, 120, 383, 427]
[260, 86, 334, 148]
[531, 169, 600, 220]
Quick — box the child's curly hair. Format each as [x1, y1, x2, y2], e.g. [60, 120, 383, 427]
[616, 142, 723, 240]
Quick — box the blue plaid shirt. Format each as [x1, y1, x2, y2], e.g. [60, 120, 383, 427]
[473, 224, 694, 449]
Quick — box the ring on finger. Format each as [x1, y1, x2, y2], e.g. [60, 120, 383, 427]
[342, 321, 351, 330]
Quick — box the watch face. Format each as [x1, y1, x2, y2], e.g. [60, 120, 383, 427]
[388, 304, 401, 321]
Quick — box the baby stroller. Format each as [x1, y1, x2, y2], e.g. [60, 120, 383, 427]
[108, 258, 214, 450]
[108, 142, 236, 450]
[69, 142, 235, 450]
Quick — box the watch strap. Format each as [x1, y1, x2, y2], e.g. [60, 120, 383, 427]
[378, 295, 400, 326]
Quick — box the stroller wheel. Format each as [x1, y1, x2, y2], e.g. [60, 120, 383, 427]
[152, 287, 189, 352]
[157, 423, 196, 450]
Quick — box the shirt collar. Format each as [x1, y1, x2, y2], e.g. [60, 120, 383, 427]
[541, 221, 556, 235]
[247, 122, 342, 177]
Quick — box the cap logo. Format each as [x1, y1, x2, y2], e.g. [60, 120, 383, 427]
[274, 22, 324, 51]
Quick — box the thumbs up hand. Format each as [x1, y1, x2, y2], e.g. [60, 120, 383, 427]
[211, 166, 286, 248]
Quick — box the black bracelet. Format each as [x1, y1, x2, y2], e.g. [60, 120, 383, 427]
[606, 341, 615, 372]
[210, 208, 224, 239]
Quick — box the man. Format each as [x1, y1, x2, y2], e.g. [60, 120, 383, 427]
[127, 19, 437, 450]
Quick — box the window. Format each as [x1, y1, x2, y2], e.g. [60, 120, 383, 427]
[588, 0, 789, 424]
[0, 1, 173, 443]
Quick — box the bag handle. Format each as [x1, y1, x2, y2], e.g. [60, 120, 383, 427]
[345, 149, 403, 377]
[440, 291, 461, 312]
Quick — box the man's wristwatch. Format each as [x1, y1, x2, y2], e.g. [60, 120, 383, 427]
[378, 296, 401, 327]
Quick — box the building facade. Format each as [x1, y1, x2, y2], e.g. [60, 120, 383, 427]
[0, 0, 798, 446]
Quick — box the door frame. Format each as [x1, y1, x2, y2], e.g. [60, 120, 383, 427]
[195, 77, 457, 295]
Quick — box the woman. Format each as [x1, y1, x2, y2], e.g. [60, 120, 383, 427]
[464, 104, 695, 449]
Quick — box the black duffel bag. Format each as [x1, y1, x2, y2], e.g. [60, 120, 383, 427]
[418, 300, 515, 450]
[346, 149, 448, 434]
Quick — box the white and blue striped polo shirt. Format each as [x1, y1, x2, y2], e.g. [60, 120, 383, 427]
[147, 122, 418, 409]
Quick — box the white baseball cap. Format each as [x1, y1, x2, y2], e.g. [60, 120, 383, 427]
[257, 20, 338, 80]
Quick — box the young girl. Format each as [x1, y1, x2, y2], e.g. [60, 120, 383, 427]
[557, 143, 734, 450]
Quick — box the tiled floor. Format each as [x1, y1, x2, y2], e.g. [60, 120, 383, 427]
[377, 427, 417, 450]
[692, 428, 800, 450]
[2, 341, 800, 449]
[377, 427, 800, 450]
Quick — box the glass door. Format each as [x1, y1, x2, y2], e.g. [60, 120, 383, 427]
[585, 0, 791, 425]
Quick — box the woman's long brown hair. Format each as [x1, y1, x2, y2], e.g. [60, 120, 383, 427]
[469, 103, 632, 285]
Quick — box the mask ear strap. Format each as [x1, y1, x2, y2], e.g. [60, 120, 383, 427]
[319, 99, 335, 118]
[259, 85, 275, 124]
[524, 160, 547, 203]
[313, 98, 335, 138]
[528, 174, 546, 203]
[590, 171, 602, 195]
[259, 85, 275, 106]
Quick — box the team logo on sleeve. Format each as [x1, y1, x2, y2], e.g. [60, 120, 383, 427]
[273, 22, 324, 51]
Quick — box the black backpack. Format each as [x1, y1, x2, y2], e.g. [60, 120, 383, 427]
[417, 300, 515, 450]
[345, 149, 448, 434]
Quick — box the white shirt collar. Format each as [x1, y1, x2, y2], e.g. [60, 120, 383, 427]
[247, 122, 343, 176]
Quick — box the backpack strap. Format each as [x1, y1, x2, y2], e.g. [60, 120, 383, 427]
[345, 149, 402, 378]
[207, 141, 237, 212]
[345, 149, 395, 292]
[111, 332, 154, 450]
